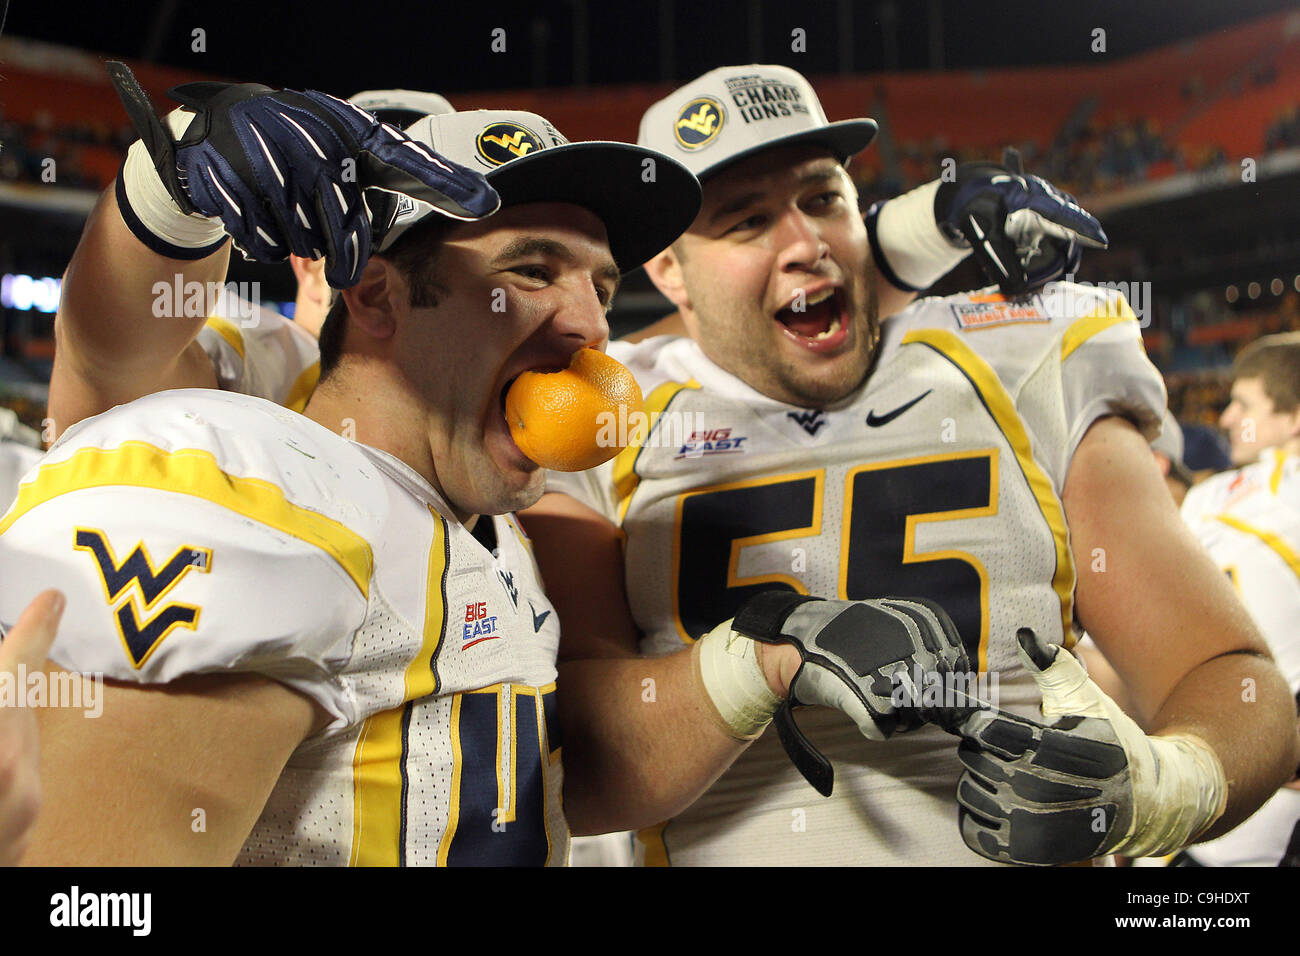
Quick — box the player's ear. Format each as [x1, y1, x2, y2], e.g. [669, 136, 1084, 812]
[644, 244, 691, 311]
[339, 257, 400, 341]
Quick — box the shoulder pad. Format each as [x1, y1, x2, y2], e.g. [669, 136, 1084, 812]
[0, 390, 377, 718]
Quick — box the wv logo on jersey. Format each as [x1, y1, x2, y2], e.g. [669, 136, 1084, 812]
[73, 529, 211, 669]
[786, 409, 828, 436]
[498, 568, 519, 608]
[477, 123, 543, 166]
[674, 97, 725, 149]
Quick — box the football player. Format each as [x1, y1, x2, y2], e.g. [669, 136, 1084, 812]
[532, 64, 1300, 865]
[2, 79, 970, 864]
[32, 76, 1035, 868]
[1175, 332, 1300, 865]
[1219, 331, 1300, 466]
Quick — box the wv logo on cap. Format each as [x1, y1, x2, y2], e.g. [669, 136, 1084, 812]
[73, 528, 211, 669]
[477, 122, 543, 166]
[675, 97, 725, 149]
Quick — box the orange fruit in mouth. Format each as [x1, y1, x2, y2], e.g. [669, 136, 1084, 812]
[505, 348, 645, 471]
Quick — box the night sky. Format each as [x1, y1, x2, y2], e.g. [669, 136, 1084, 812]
[6, 0, 1299, 95]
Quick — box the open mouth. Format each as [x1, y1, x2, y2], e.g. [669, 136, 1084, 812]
[775, 288, 847, 346]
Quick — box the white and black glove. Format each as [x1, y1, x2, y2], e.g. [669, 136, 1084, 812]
[866, 149, 1107, 296]
[698, 591, 976, 797]
[951, 629, 1227, 866]
[108, 61, 499, 287]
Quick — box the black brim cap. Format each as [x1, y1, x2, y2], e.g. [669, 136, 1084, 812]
[378, 110, 701, 273]
[639, 64, 877, 182]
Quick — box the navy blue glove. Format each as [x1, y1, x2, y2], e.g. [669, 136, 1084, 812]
[935, 153, 1107, 297]
[109, 62, 499, 288]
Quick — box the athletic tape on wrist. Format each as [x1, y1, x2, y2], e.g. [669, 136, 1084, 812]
[869, 179, 968, 292]
[694, 619, 782, 741]
[1117, 731, 1228, 859]
[118, 108, 227, 259]
[1032, 642, 1227, 861]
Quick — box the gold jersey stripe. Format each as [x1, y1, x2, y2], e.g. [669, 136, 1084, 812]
[435, 693, 468, 867]
[205, 315, 246, 360]
[612, 379, 700, 523]
[903, 329, 1077, 646]
[285, 361, 321, 413]
[1270, 450, 1288, 496]
[1214, 514, 1300, 583]
[1059, 298, 1138, 362]
[348, 511, 448, 867]
[0, 441, 372, 597]
[637, 821, 671, 867]
[414, 509, 449, 699]
[348, 706, 407, 867]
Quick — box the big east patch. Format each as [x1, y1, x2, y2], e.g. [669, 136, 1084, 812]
[676, 428, 747, 460]
[462, 601, 500, 648]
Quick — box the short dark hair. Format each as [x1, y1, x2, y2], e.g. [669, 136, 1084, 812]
[1233, 332, 1300, 414]
[316, 215, 461, 379]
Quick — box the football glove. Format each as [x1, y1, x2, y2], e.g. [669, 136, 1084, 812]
[951, 628, 1226, 866]
[724, 590, 977, 797]
[108, 61, 499, 287]
[866, 148, 1107, 296]
[935, 150, 1106, 296]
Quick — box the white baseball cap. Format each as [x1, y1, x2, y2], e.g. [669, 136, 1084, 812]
[375, 109, 701, 272]
[639, 64, 877, 181]
[349, 89, 455, 127]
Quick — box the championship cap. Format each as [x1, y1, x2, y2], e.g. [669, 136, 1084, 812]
[375, 109, 701, 272]
[348, 89, 455, 128]
[638, 64, 878, 181]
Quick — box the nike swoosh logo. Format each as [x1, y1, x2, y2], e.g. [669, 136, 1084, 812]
[530, 602, 551, 633]
[866, 389, 932, 427]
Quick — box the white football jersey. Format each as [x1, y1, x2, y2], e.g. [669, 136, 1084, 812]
[550, 285, 1165, 866]
[0, 389, 567, 866]
[199, 300, 321, 411]
[1180, 447, 1300, 866]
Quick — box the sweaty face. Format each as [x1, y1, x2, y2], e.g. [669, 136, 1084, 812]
[394, 202, 616, 520]
[1220, 376, 1300, 465]
[673, 147, 878, 407]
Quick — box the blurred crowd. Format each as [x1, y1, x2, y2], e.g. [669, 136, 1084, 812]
[0, 108, 133, 190]
[1266, 105, 1300, 152]
[857, 92, 1300, 202]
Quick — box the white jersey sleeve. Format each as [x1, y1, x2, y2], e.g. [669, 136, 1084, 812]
[198, 299, 322, 411]
[0, 389, 374, 725]
[888, 284, 1167, 490]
